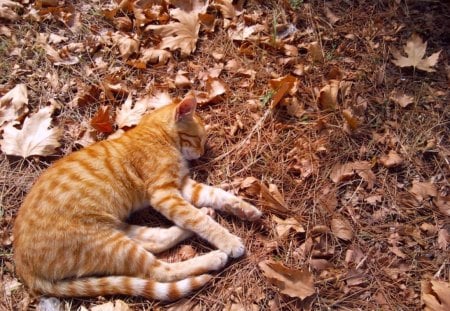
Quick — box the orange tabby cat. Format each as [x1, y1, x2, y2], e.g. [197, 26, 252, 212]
[13, 96, 261, 301]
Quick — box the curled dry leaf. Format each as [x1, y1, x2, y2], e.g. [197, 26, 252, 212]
[330, 161, 376, 189]
[391, 34, 441, 72]
[379, 150, 403, 168]
[0, 106, 62, 158]
[437, 228, 449, 250]
[140, 48, 171, 65]
[390, 91, 414, 108]
[115, 94, 149, 129]
[175, 71, 192, 88]
[146, 91, 173, 110]
[309, 42, 323, 63]
[258, 260, 315, 300]
[422, 279, 450, 311]
[147, 8, 200, 57]
[0, 84, 29, 128]
[111, 32, 139, 58]
[0, 0, 23, 21]
[192, 78, 227, 106]
[317, 79, 339, 110]
[91, 105, 114, 134]
[272, 215, 305, 237]
[269, 75, 298, 109]
[91, 299, 131, 311]
[409, 181, 437, 202]
[433, 196, 450, 216]
[331, 217, 353, 241]
[214, 0, 236, 19]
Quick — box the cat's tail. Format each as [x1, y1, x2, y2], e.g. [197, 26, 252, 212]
[35, 274, 212, 301]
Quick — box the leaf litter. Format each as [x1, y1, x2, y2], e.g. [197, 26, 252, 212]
[0, 0, 449, 310]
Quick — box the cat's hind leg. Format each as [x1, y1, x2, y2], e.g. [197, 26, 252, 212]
[181, 178, 262, 221]
[122, 208, 215, 253]
[123, 225, 193, 253]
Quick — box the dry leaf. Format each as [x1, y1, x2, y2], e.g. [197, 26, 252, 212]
[409, 181, 437, 202]
[0, 106, 62, 158]
[437, 228, 449, 250]
[111, 32, 139, 58]
[140, 48, 171, 65]
[330, 161, 376, 189]
[91, 105, 114, 134]
[178, 245, 197, 261]
[175, 71, 192, 88]
[258, 260, 315, 300]
[0, 0, 23, 21]
[309, 41, 323, 63]
[392, 34, 441, 72]
[272, 215, 305, 237]
[390, 91, 414, 108]
[379, 150, 403, 168]
[317, 79, 339, 110]
[434, 196, 450, 216]
[0, 84, 29, 127]
[75, 128, 97, 147]
[269, 75, 298, 109]
[42, 43, 79, 66]
[422, 279, 450, 311]
[37, 297, 61, 311]
[146, 91, 173, 110]
[115, 94, 149, 129]
[91, 300, 130, 311]
[214, 0, 236, 19]
[331, 217, 353, 241]
[147, 8, 200, 57]
[324, 6, 340, 25]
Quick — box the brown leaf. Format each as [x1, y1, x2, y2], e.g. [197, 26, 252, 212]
[272, 215, 305, 237]
[111, 32, 139, 59]
[91, 105, 114, 134]
[258, 260, 315, 300]
[422, 279, 450, 311]
[331, 217, 353, 241]
[309, 41, 323, 63]
[214, 0, 236, 19]
[91, 300, 130, 311]
[140, 48, 172, 65]
[330, 161, 376, 189]
[0, 84, 29, 128]
[269, 75, 298, 109]
[379, 150, 403, 168]
[342, 108, 360, 131]
[324, 6, 340, 24]
[177, 245, 197, 261]
[317, 79, 339, 110]
[434, 196, 450, 216]
[409, 181, 437, 202]
[391, 34, 441, 72]
[437, 228, 449, 250]
[0, 106, 62, 157]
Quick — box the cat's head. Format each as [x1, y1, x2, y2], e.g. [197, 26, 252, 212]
[172, 96, 206, 160]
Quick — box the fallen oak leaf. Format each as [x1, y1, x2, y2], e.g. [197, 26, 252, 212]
[391, 33, 441, 72]
[258, 260, 315, 300]
[91, 105, 114, 134]
[0, 106, 62, 157]
[330, 161, 376, 189]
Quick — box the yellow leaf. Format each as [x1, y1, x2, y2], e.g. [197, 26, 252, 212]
[259, 260, 315, 300]
[0, 106, 62, 157]
[391, 34, 441, 72]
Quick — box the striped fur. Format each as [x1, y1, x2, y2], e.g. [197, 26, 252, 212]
[13, 96, 261, 301]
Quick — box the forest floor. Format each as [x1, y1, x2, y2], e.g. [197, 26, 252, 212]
[0, 0, 449, 310]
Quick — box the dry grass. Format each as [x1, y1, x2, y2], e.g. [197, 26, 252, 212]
[1, 0, 449, 310]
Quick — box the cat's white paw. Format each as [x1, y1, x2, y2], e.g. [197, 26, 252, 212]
[219, 235, 245, 258]
[224, 200, 262, 221]
[207, 250, 228, 270]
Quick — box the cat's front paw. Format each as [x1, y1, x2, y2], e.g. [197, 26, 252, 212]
[224, 200, 262, 221]
[219, 235, 245, 258]
[207, 250, 228, 270]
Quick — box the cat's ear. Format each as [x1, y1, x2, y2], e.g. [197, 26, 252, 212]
[175, 96, 197, 121]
